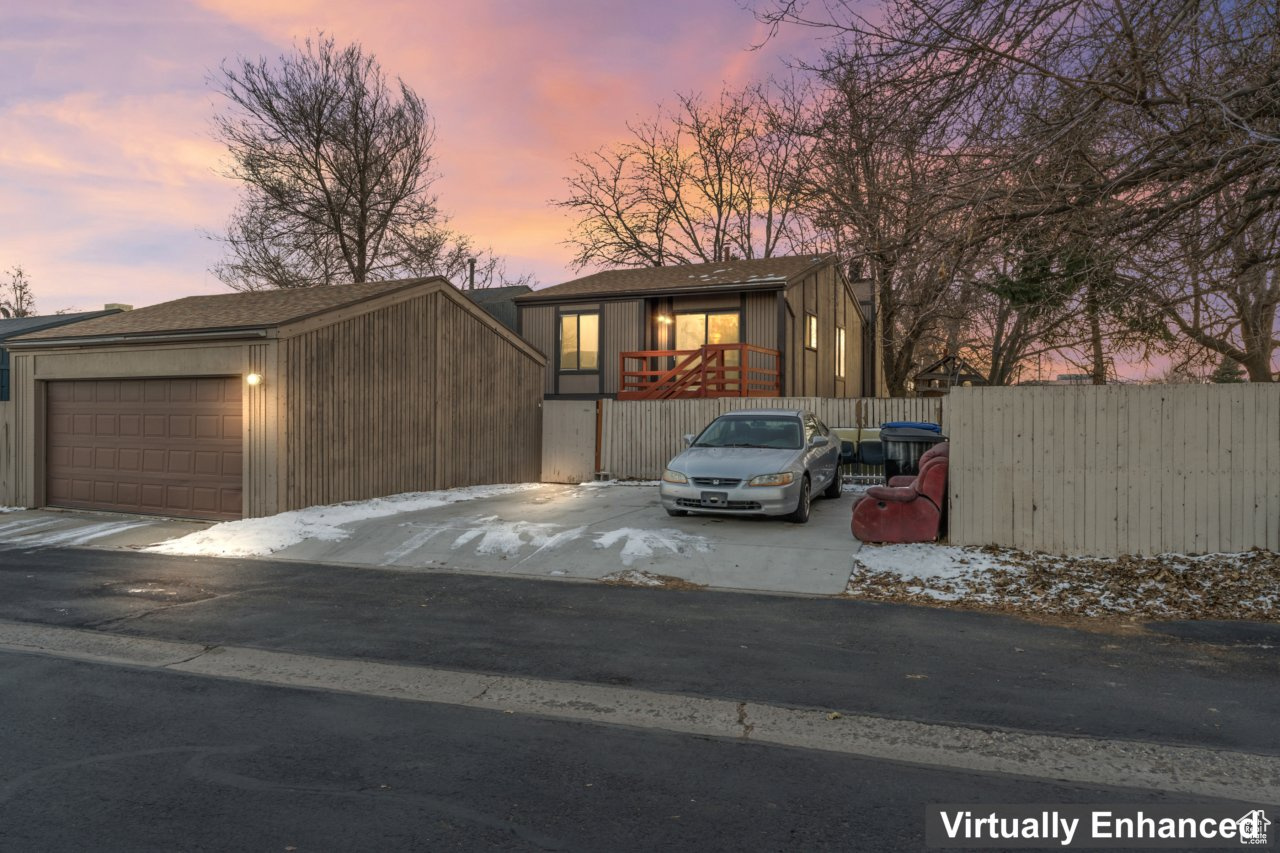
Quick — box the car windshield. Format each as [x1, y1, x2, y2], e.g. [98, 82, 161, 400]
[692, 416, 802, 450]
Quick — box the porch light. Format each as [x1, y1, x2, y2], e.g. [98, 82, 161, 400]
[656, 314, 673, 325]
[246, 373, 263, 386]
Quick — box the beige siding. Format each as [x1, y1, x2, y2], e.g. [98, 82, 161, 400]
[7, 341, 278, 516]
[598, 396, 945, 480]
[948, 385, 1280, 556]
[281, 290, 543, 509]
[744, 291, 778, 352]
[519, 304, 557, 395]
[0, 393, 20, 507]
[542, 399, 597, 483]
[601, 300, 642, 395]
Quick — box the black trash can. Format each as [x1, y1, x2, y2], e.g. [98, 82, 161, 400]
[880, 425, 947, 480]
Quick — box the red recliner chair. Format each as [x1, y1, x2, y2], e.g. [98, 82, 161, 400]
[851, 443, 949, 543]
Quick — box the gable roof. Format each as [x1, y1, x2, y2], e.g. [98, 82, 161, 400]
[464, 284, 534, 304]
[516, 255, 834, 303]
[0, 309, 122, 342]
[9, 279, 442, 345]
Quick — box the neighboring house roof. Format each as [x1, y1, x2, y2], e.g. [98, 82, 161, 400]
[915, 355, 987, 385]
[6, 278, 546, 365]
[0, 309, 122, 342]
[463, 284, 532, 331]
[515, 255, 834, 303]
[9, 279, 439, 344]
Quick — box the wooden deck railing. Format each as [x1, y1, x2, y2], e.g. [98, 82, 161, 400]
[618, 344, 781, 400]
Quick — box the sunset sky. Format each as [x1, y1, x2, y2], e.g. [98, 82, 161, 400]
[1, 0, 829, 313]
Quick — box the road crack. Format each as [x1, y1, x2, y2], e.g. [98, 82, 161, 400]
[737, 702, 754, 740]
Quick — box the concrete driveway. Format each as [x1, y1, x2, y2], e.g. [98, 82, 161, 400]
[266, 482, 860, 594]
[0, 483, 862, 595]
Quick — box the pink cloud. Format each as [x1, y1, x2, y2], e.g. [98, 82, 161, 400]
[3, 0, 824, 310]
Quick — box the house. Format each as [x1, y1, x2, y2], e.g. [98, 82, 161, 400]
[515, 254, 877, 399]
[913, 355, 988, 396]
[3, 279, 545, 521]
[462, 284, 532, 332]
[1, 309, 125, 506]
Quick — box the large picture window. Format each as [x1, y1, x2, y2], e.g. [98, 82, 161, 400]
[675, 311, 739, 352]
[559, 312, 599, 372]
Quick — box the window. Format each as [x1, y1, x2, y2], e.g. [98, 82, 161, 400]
[835, 327, 846, 378]
[559, 312, 599, 372]
[805, 313, 818, 350]
[0, 348, 9, 402]
[674, 311, 739, 351]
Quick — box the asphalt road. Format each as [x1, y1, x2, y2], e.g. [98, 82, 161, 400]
[1, 548, 1276, 751]
[0, 547, 1276, 851]
[0, 652, 1187, 853]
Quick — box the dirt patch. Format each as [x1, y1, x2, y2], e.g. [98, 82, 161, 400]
[846, 547, 1279, 624]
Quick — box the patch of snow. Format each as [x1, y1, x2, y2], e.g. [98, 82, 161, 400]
[146, 483, 544, 558]
[578, 479, 659, 488]
[602, 569, 667, 587]
[852, 543, 1016, 581]
[0, 506, 24, 514]
[451, 516, 586, 557]
[593, 527, 712, 566]
[1, 520, 151, 548]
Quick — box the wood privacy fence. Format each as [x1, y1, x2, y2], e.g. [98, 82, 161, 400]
[597, 396, 945, 481]
[947, 385, 1280, 555]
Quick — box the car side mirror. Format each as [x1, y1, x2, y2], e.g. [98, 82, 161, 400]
[811, 435, 830, 447]
[683, 434, 695, 447]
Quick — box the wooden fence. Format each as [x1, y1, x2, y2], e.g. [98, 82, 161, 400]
[947, 385, 1280, 555]
[597, 396, 945, 481]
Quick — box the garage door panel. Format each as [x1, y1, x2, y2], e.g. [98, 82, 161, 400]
[47, 377, 243, 520]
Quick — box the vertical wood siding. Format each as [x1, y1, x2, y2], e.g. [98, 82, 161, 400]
[541, 399, 597, 483]
[519, 304, 557, 395]
[947, 385, 1280, 556]
[282, 291, 543, 509]
[601, 300, 642, 395]
[597, 396, 945, 480]
[0, 401, 14, 506]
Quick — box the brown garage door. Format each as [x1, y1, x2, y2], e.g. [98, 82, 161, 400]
[46, 377, 243, 520]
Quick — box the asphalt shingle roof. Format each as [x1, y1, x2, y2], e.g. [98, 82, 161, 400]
[0, 310, 122, 342]
[516, 255, 833, 302]
[11, 279, 444, 343]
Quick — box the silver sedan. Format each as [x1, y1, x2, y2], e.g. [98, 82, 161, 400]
[659, 409, 842, 524]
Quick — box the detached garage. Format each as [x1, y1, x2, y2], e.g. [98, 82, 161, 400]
[5, 278, 545, 520]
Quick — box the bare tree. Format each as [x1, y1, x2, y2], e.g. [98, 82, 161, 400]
[212, 35, 526, 291]
[556, 84, 816, 269]
[758, 0, 1280, 381]
[0, 266, 36, 318]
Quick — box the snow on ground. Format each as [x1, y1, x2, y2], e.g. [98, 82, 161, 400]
[0, 506, 23, 513]
[0, 515, 153, 547]
[146, 484, 544, 557]
[577, 479, 661, 488]
[593, 527, 712, 566]
[450, 516, 588, 557]
[849, 543, 1280, 620]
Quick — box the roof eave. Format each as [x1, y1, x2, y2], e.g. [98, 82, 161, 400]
[515, 279, 789, 305]
[5, 327, 274, 349]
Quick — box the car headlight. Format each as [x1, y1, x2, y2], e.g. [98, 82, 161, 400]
[662, 469, 688, 484]
[748, 472, 794, 487]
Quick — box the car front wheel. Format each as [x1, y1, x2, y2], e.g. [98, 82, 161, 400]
[786, 476, 811, 523]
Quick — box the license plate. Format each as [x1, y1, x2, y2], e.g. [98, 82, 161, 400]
[700, 491, 729, 507]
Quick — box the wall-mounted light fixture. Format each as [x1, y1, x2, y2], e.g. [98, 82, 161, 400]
[656, 314, 673, 325]
[246, 373, 264, 387]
